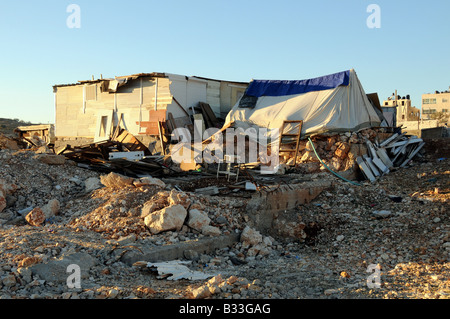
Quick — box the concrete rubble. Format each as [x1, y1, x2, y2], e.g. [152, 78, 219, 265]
[0, 132, 449, 300]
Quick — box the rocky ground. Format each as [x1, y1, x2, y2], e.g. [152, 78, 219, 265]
[0, 138, 449, 300]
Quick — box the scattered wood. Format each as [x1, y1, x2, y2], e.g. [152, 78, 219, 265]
[357, 134, 425, 182]
[57, 128, 167, 177]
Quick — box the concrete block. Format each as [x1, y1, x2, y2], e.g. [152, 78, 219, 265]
[120, 233, 241, 266]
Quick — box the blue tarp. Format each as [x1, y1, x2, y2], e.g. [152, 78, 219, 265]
[244, 70, 350, 98]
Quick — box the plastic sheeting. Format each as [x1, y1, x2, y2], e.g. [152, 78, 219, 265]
[245, 70, 350, 97]
[224, 69, 381, 136]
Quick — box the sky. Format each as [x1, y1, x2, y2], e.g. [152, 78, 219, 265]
[0, 0, 449, 124]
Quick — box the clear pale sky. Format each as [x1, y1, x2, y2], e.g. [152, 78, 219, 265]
[0, 0, 449, 123]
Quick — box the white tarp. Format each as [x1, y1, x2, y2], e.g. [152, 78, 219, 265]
[224, 69, 381, 136]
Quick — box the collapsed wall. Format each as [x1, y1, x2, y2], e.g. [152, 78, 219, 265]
[280, 128, 384, 174]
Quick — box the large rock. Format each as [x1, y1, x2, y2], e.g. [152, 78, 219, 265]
[334, 142, 350, 160]
[168, 190, 191, 209]
[0, 179, 17, 195]
[141, 199, 168, 219]
[144, 204, 187, 234]
[41, 199, 60, 219]
[187, 209, 211, 231]
[133, 176, 165, 189]
[100, 172, 134, 188]
[0, 179, 17, 213]
[25, 207, 46, 226]
[34, 154, 66, 165]
[201, 225, 221, 237]
[240, 226, 263, 246]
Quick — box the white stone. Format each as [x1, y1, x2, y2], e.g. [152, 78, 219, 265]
[241, 226, 263, 246]
[41, 199, 60, 219]
[201, 225, 221, 237]
[84, 177, 102, 192]
[133, 176, 166, 188]
[144, 204, 187, 234]
[187, 209, 211, 231]
[100, 172, 134, 188]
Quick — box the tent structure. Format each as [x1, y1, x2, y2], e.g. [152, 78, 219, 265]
[224, 69, 382, 137]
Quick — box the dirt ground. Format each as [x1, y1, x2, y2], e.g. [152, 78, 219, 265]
[0, 138, 448, 300]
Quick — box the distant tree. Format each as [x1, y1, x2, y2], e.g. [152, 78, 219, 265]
[430, 112, 450, 124]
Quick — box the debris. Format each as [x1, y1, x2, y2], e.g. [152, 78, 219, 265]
[100, 172, 134, 188]
[241, 226, 263, 246]
[108, 151, 144, 161]
[195, 186, 220, 195]
[84, 177, 102, 192]
[41, 199, 60, 219]
[387, 195, 402, 202]
[0, 133, 21, 150]
[34, 154, 66, 165]
[201, 225, 222, 237]
[187, 209, 211, 232]
[141, 260, 216, 281]
[168, 190, 191, 209]
[57, 128, 166, 177]
[356, 134, 426, 182]
[372, 210, 392, 218]
[229, 256, 248, 265]
[144, 204, 188, 234]
[25, 207, 46, 226]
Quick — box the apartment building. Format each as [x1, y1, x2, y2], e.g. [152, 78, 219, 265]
[422, 88, 450, 120]
[382, 93, 420, 125]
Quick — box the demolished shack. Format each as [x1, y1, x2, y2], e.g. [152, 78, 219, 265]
[51, 72, 248, 177]
[51, 69, 425, 184]
[52, 72, 248, 152]
[201, 69, 425, 182]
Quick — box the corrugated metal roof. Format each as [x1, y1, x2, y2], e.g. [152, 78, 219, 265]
[52, 72, 248, 90]
[53, 72, 168, 89]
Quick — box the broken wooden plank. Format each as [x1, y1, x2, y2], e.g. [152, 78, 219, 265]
[365, 140, 378, 159]
[199, 102, 219, 128]
[379, 133, 399, 147]
[376, 147, 394, 169]
[112, 128, 152, 155]
[400, 142, 425, 168]
[363, 155, 381, 177]
[372, 157, 390, 175]
[356, 156, 376, 182]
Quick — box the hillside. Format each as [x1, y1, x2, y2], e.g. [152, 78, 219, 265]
[0, 118, 38, 136]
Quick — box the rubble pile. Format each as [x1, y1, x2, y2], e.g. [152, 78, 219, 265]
[0, 134, 448, 300]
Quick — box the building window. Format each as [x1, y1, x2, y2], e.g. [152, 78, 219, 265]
[443, 99, 448, 103]
[443, 109, 448, 113]
[423, 98, 437, 105]
[85, 85, 97, 101]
